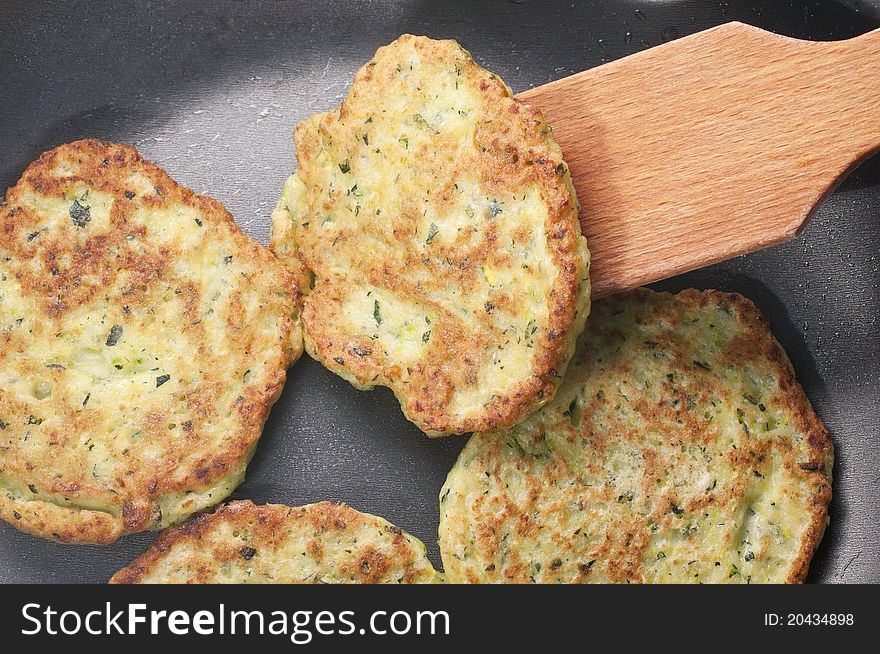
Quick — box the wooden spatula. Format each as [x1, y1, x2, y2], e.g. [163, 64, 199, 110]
[518, 22, 880, 297]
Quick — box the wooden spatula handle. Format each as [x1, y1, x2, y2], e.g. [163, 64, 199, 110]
[520, 23, 880, 297]
[814, 28, 879, 148]
[774, 27, 879, 173]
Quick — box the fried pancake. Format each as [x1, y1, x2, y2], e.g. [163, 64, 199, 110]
[110, 500, 442, 583]
[271, 35, 590, 436]
[439, 289, 833, 583]
[0, 139, 301, 544]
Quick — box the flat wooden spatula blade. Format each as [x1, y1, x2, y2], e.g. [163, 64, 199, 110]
[519, 22, 880, 297]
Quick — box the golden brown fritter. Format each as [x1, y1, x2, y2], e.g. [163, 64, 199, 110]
[271, 35, 590, 436]
[440, 289, 832, 583]
[110, 500, 442, 584]
[0, 139, 302, 544]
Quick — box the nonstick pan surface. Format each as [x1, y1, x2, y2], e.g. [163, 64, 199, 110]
[1, 0, 878, 583]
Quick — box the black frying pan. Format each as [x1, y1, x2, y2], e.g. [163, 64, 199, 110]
[1, 0, 878, 583]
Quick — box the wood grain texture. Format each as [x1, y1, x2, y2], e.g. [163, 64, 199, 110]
[520, 22, 880, 297]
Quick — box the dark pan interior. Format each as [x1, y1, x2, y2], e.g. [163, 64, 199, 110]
[0, 0, 877, 583]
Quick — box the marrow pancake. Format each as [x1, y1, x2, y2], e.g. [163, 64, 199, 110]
[0, 139, 302, 544]
[270, 35, 590, 436]
[110, 500, 442, 583]
[439, 289, 833, 583]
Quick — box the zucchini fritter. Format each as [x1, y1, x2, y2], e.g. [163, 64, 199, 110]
[439, 289, 833, 583]
[0, 139, 301, 544]
[271, 35, 590, 436]
[110, 500, 442, 583]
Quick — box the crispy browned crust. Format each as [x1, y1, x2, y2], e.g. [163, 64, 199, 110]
[110, 500, 439, 584]
[440, 288, 833, 584]
[0, 139, 301, 544]
[272, 35, 590, 435]
[674, 290, 833, 583]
